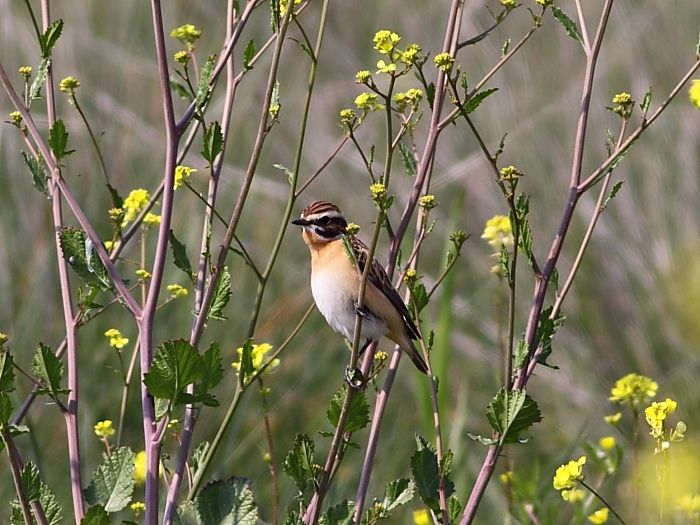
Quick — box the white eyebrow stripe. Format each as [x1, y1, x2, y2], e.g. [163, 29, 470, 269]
[305, 211, 344, 222]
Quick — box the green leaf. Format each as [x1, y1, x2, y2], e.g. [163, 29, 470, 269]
[29, 58, 50, 103]
[326, 386, 369, 434]
[283, 434, 317, 496]
[49, 119, 75, 159]
[409, 280, 429, 313]
[190, 441, 211, 482]
[602, 181, 624, 209]
[486, 388, 542, 444]
[80, 505, 109, 525]
[59, 227, 112, 290]
[448, 494, 463, 522]
[513, 340, 529, 371]
[321, 500, 353, 525]
[382, 478, 414, 510]
[273, 163, 294, 185]
[170, 78, 193, 100]
[0, 347, 15, 393]
[640, 87, 653, 119]
[501, 37, 511, 57]
[426, 82, 436, 109]
[410, 438, 440, 513]
[201, 121, 223, 163]
[0, 393, 13, 423]
[176, 500, 201, 525]
[169, 230, 194, 283]
[197, 477, 257, 525]
[534, 306, 564, 369]
[21, 462, 41, 501]
[106, 183, 123, 210]
[32, 343, 69, 397]
[552, 7, 584, 48]
[144, 340, 204, 406]
[84, 447, 135, 512]
[208, 267, 231, 321]
[398, 142, 417, 177]
[10, 502, 23, 525]
[196, 55, 217, 110]
[243, 39, 256, 71]
[191, 342, 223, 407]
[41, 19, 64, 58]
[39, 482, 63, 525]
[21, 151, 49, 196]
[462, 88, 498, 114]
[465, 433, 498, 446]
[269, 80, 280, 120]
[283, 512, 304, 525]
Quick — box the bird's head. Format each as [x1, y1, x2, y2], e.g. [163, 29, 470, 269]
[292, 201, 348, 245]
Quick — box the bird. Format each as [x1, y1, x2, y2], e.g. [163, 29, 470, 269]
[291, 200, 428, 374]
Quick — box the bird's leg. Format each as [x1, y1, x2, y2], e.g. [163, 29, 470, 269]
[344, 340, 371, 389]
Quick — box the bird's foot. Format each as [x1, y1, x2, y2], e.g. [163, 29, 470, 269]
[344, 366, 365, 390]
[354, 303, 373, 319]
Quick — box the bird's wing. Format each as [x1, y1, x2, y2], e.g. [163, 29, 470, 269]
[348, 236, 420, 340]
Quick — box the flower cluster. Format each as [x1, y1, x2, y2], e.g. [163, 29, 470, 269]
[418, 194, 436, 210]
[587, 508, 609, 524]
[481, 215, 514, 250]
[355, 92, 383, 112]
[434, 52, 454, 73]
[344, 222, 360, 235]
[9, 111, 22, 127]
[134, 451, 147, 485]
[93, 420, 115, 438]
[355, 70, 371, 84]
[644, 397, 685, 453]
[170, 24, 201, 49]
[393, 88, 423, 111]
[167, 284, 188, 299]
[500, 0, 517, 9]
[104, 328, 129, 350]
[122, 188, 150, 224]
[59, 76, 80, 93]
[369, 182, 387, 203]
[609, 91, 635, 119]
[143, 212, 161, 227]
[279, 0, 302, 16]
[174, 165, 196, 189]
[130, 502, 146, 517]
[552, 456, 587, 501]
[690, 79, 700, 110]
[135, 268, 151, 280]
[18, 66, 32, 78]
[339, 108, 356, 125]
[174, 50, 189, 66]
[232, 342, 279, 380]
[499, 165, 524, 181]
[608, 372, 657, 407]
[413, 509, 430, 525]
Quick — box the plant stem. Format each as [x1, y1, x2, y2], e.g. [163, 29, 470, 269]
[2, 428, 34, 525]
[581, 480, 628, 525]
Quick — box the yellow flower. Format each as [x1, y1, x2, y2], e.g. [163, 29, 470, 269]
[167, 284, 188, 299]
[394, 88, 423, 110]
[412, 509, 430, 525]
[59, 76, 80, 93]
[370, 182, 387, 202]
[134, 451, 147, 485]
[130, 502, 146, 516]
[170, 24, 201, 47]
[136, 269, 151, 280]
[500, 0, 516, 8]
[373, 30, 401, 55]
[400, 44, 421, 66]
[535, 0, 554, 5]
[481, 215, 513, 250]
[609, 92, 635, 118]
[104, 328, 129, 350]
[588, 508, 609, 524]
[553, 456, 586, 491]
[689, 79, 700, 110]
[278, 0, 302, 16]
[604, 412, 622, 425]
[339, 108, 356, 125]
[644, 398, 677, 439]
[434, 52, 454, 73]
[354, 92, 383, 112]
[232, 342, 279, 377]
[499, 471, 513, 484]
[499, 165, 524, 180]
[174, 165, 196, 189]
[677, 493, 700, 515]
[174, 50, 189, 66]
[355, 70, 371, 84]
[167, 418, 179, 431]
[0, 333, 8, 346]
[94, 420, 115, 438]
[122, 188, 150, 224]
[376, 59, 396, 75]
[345, 222, 360, 235]
[418, 194, 436, 210]
[609, 373, 658, 406]
[9, 111, 22, 126]
[562, 488, 585, 503]
[18, 66, 32, 78]
[104, 240, 115, 251]
[143, 213, 161, 226]
[599, 436, 616, 450]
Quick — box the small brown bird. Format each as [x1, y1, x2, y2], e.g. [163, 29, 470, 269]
[292, 201, 428, 374]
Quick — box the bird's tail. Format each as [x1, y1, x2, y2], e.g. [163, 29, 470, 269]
[403, 340, 428, 375]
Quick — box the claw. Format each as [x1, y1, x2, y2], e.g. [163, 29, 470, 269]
[344, 366, 365, 389]
[354, 303, 372, 319]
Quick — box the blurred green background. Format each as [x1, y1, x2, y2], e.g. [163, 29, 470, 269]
[1, 0, 699, 522]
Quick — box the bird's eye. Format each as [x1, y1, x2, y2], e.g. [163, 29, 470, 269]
[317, 216, 330, 226]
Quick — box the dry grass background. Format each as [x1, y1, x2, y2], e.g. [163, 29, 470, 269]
[1, 0, 699, 522]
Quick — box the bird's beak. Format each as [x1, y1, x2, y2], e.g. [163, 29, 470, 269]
[291, 218, 309, 226]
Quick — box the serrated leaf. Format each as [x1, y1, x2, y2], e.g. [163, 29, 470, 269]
[552, 7, 584, 48]
[32, 343, 68, 397]
[39, 482, 63, 525]
[243, 39, 256, 71]
[196, 55, 217, 110]
[191, 342, 223, 407]
[462, 88, 498, 114]
[21, 151, 49, 196]
[41, 19, 64, 58]
[191, 441, 211, 482]
[59, 227, 112, 290]
[143, 340, 204, 405]
[202, 121, 223, 163]
[208, 267, 231, 321]
[398, 142, 417, 177]
[170, 78, 193, 100]
[534, 306, 564, 369]
[321, 500, 353, 525]
[83, 447, 135, 512]
[21, 462, 41, 501]
[513, 340, 529, 371]
[10, 502, 23, 525]
[486, 388, 542, 444]
[0, 348, 15, 393]
[382, 478, 414, 510]
[283, 434, 317, 495]
[448, 494, 463, 522]
[29, 57, 50, 103]
[49, 119, 75, 159]
[641, 87, 653, 118]
[0, 393, 13, 423]
[80, 505, 109, 525]
[284, 512, 304, 525]
[169, 230, 194, 282]
[602, 181, 624, 209]
[176, 500, 201, 525]
[410, 441, 440, 513]
[426, 82, 436, 109]
[326, 386, 369, 434]
[273, 163, 294, 185]
[409, 281, 429, 313]
[197, 477, 257, 525]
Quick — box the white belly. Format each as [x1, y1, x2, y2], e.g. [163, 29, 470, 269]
[311, 270, 388, 342]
